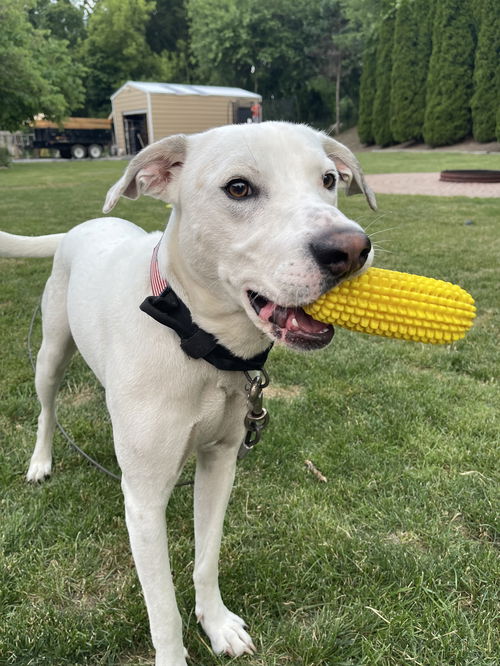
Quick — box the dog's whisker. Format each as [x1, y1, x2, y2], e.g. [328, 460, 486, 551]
[368, 226, 399, 238]
[356, 212, 389, 231]
[243, 136, 258, 167]
[372, 238, 393, 247]
[372, 239, 392, 248]
[361, 217, 381, 232]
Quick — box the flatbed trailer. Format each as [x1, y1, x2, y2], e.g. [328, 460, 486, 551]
[32, 117, 113, 158]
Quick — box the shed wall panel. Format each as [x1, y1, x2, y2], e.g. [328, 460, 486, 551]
[112, 87, 147, 152]
[150, 95, 254, 139]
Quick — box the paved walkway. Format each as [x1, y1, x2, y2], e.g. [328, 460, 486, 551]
[364, 172, 500, 197]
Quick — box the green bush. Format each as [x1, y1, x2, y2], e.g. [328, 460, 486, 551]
[471, 0, 499, 142]
[423, 0, 475, 146]
[372, 9, 396, 146]
[357, 36, 378, 145]
[0, 146, 12, 167]
[390, 0, 434, 143]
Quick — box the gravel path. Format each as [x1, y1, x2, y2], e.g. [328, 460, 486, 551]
[364, 172, 500, 197]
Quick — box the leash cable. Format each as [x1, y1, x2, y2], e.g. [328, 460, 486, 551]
[27, 300, 194, 486]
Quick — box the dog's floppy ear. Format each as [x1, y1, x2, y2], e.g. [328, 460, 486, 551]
[323, 136, 377, 211]
[103, 134, 187, 213]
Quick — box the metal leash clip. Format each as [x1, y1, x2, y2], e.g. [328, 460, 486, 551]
[238, 368, 270, 459]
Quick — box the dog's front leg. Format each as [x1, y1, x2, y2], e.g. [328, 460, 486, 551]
[193, 443, 256, 657]
[121, 474, 188, 666]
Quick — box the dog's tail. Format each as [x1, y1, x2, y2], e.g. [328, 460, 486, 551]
[0, 231, 65, 258]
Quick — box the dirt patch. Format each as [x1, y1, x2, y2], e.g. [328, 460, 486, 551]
[364, 172, 500, 197]
[385, 530, 426, 550]
[266, 384, 303, 401]
[62, 384, 97, 406]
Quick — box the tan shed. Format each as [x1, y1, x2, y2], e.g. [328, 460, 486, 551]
[110, 81, 262, 154]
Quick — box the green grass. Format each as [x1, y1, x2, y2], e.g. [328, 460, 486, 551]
[357, 151, 500, 174]
[1, 157, 499, 665]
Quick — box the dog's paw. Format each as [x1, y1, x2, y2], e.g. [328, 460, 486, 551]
[198, 607, 256, 657]
[26, 457, 52, 482]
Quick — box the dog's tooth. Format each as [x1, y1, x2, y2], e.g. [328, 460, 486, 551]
[291, 317, 299, 329]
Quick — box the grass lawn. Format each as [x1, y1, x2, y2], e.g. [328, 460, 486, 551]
[356, 150, 500, 174]
[1, 155, 499, 665]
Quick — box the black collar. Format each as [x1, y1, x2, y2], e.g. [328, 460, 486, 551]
[140, 286, 272, 372]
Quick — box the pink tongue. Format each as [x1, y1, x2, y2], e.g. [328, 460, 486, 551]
[259, 302, 327, 334]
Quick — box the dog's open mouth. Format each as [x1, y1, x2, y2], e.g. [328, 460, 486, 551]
[247, 291, 334, 351]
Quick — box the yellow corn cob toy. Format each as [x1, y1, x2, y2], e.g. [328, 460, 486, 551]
[304, 268, 476, 344]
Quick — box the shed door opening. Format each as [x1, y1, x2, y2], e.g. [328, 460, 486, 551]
[234, 106, 252, 124]
[123, 114, 148, 154]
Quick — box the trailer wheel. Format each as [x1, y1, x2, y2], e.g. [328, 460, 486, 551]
[71, 144, 87, 159]
[88, 144, 103, 159]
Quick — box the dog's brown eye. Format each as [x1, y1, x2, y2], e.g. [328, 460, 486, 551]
[225, 179, 253, 199]
[323, 172, 337, 190]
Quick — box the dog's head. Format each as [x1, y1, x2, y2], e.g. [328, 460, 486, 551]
[104, 122, 376, 354]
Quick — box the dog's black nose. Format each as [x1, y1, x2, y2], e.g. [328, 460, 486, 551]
[310, 231, 371, 277]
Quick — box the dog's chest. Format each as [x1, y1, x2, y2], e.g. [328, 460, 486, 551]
[190, 376, 247, 446]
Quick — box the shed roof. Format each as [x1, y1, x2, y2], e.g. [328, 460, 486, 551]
[111, 81, 261, 101]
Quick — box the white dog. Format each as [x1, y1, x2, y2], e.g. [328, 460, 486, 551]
[1, 122, 375, 665]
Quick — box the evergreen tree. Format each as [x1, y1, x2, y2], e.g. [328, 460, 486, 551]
[358, 35, 378, 144]
[390, 0, 433, 142]
[372, 8, 396, 146]
[471, 0, 499, 142]
[423, 0, 475, 146]
[497, 63, 500, 141]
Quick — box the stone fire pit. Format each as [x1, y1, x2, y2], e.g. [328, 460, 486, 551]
[440, 170, 500, 183]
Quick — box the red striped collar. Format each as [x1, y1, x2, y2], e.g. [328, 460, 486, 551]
[150, 241, 168, 296]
